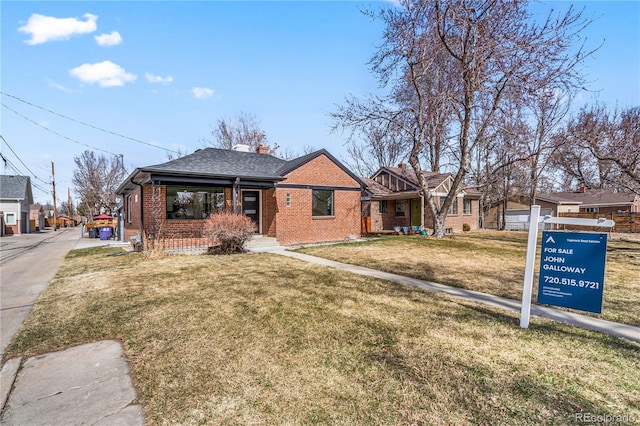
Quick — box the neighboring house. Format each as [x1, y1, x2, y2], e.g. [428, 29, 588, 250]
[486, 189, 640, 230]
[30, 204, 46, 231]
[116, 146, 364, 247]
[361, 163, 481, 233]
[537, 189, 640, 215]
[0, 175, 34, 235]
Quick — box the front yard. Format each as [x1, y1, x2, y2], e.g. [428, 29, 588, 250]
[4, 240, 639, 425]
[297, 231, 640, 327]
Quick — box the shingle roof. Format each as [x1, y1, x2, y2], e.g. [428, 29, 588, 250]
[381, 166, 452, 189]
[538, 190, 638, 206]
[143, 148, 287, 180]
[118, 147, 364, 193]
[362, 178, 396, 197]
[0, 175, 31, 199]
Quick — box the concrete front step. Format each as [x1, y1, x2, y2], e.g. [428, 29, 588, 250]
[246, 236, 280, 248]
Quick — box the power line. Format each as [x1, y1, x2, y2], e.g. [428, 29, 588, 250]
[0, 153, 50, 194]
[1, 91, 181, 154]
[1, 102, 121, 157]
[0, 134, 49, 185]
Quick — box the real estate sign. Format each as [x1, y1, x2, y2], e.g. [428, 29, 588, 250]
[537, 231, 608, 314]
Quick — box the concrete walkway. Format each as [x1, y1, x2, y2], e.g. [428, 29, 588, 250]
[259, 247, 640, 343]
[1, 341, 143, 426]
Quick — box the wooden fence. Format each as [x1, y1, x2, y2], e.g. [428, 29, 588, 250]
[558, 212, 640, 233]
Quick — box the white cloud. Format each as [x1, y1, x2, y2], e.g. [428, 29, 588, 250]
[19, 13, 98, 45]
[146, 73, 174, 84]
[69, 61, 137, 87]
[191, 87, 214, 100]
[95, 31, 122, 46]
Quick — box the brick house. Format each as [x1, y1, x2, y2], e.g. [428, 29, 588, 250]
[116, 146, 364, 247]
[0, 175, 34, 235]
[361, 164, 481, 234]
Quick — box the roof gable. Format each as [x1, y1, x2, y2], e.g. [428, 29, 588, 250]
[370, 166, 453, 194]
[278, 149, 365, 187]
[0, 175, 32, 200]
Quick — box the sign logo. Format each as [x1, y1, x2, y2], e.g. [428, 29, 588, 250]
[545, 235, 555, 244]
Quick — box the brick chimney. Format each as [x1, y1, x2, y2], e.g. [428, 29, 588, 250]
[256, 144, 269, 155]
[398, 162, 406, 171]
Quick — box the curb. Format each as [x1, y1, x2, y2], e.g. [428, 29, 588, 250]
[0, 358, 21, 413]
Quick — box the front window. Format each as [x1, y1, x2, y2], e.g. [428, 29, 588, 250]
[441, 197, 458, 215]
[395, 200, 405, 216]
[166, 186, 225, 219]
[379, 200, 388, 214]
[4, 212, 16, 225]
[312, 190, 334, 216]
[463, 199, 472, 215]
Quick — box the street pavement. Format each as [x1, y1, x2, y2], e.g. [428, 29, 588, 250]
[0, 228, 142, 425]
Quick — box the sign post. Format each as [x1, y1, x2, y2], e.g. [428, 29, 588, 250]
[520, 206, 614, 328]
[520, 206, 540, 328]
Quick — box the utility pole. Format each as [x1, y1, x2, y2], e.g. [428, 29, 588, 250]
[51, 162, 58, 231]
[68, 187, 72, 226]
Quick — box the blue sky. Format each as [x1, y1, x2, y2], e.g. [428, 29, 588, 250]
[1, 1, 639, 204]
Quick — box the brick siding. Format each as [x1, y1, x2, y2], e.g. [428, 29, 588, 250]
[275, 155, 362, 246]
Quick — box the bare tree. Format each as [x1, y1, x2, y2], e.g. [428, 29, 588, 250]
[343, 121, 410, 177]
[333, 0, 591, 237]
[579, 105, 640, 192]
[72, 151, 127, 218]
[551, 104, 638, 191]
[207, 111, 272, 153]
[522, 84, 574, 203]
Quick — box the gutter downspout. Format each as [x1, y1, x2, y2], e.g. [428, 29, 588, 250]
[232, 177, 240, 214]
[420, 192, 425, 230]
[151, 180, 156, 236]
[131, 177, 145, 239]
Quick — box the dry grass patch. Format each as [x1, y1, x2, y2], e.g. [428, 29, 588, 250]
[297, 231, 640, 326]
[4, 246, 639, 425]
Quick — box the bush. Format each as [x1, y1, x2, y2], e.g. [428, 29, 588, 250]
[203, 211, 255, 254]
[462, 223, 471, 232]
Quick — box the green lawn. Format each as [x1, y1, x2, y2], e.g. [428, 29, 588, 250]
[296, 231, 640, 327]
[4, 245, 639, 425]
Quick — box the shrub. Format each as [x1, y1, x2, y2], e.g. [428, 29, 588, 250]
[462, 223, 471, 232]
[203, 211, 255, 254]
